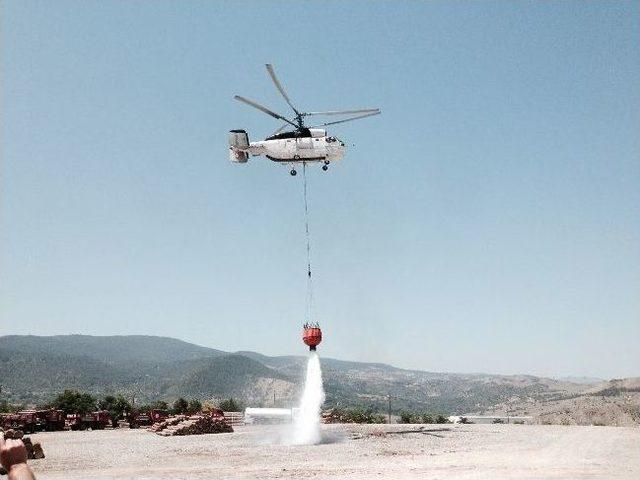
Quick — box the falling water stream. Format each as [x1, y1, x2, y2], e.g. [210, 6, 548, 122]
[292, 352, 325, 445]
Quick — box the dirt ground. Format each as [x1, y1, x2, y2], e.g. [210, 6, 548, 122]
[26, 423, 640, 479]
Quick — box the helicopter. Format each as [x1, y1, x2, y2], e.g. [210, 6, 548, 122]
[229, 64, 380, 176]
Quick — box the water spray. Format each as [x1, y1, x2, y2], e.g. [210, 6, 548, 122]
[293, 351, 325, 445]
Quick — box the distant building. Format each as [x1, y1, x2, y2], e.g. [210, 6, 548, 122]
[244, 407, 299, 424]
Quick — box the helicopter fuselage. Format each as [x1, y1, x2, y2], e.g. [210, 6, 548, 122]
[230, 128, 346, 164]
[230, 64, 378, 173]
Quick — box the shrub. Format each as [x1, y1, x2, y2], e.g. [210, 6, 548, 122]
[399, 411, 413, 423]
[435, 415, 450, 424]
[187, 398, 202, 414]
[172, 397, 189, 415]
[218, 398, 242, 412]
[421, 414, 434, 424]
[340, 408, 385, 424]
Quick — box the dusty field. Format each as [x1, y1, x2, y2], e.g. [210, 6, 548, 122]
[26, 423, 640, 479]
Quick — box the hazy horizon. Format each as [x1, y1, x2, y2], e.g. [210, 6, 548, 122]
[2, 2, 639, 379]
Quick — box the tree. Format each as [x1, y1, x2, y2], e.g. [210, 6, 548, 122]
[99, 395, 132, 427]
[421, 413, 434, 424]
[53, 390, 96, 415]
[435, 415, 450, 424]
[150, 400, 169, 411]
[187, 398, 202, 414]
[136, 400, 168, 412]
[218, 398, 241, 412]
[136, 400, 169, 414]
[0, 399, 22, 413]
[172, 397, 189, 415]
[399, 411, 413, 424]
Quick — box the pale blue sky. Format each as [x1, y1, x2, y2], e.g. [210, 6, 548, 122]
[2, 1, 639, 378]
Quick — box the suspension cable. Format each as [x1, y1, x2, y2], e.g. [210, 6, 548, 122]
[302, 162, 315, 324]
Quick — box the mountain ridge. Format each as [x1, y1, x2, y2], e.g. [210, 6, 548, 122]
[1, 334, 637, 425]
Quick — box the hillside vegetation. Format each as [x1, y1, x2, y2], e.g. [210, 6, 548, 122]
[483, 377, 640, 426]
[1, 335, 637, 425]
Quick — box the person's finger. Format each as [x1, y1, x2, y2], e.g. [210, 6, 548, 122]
[6, 439, 27, 460]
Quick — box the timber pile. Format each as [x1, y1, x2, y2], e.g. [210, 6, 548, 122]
[152, 415, 233, 436]
[148, 415, 187, 433]
[222, 411, 245, 426]
[0, 429, 45, 476]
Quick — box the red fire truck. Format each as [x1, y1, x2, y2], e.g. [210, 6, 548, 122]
[24, 409, 65, 432]
[66, 410, 110, 430]
[128, 408, 168, 428]
[0, 409, 65, 433]
[0, 413, 23, 431]
[150, 409, 169, 423]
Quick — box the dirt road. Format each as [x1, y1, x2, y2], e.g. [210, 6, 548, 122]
[27, 423, 640, 479]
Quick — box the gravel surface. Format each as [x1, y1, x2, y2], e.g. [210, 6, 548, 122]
[26, 423, 640, 479]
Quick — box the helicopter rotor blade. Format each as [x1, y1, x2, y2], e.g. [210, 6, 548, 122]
[234, 95, 298, 128]
[309, 110, 381, 127]
[303, 108, 380, 117]
[270, 122, 291, 137]
[265, 64, 301, 117]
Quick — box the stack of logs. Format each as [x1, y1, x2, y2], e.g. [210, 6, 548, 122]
[150, 415, 233, 436]
[0, 429, 45, 476]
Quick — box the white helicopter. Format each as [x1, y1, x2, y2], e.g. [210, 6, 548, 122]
[229, 64, 380, 176]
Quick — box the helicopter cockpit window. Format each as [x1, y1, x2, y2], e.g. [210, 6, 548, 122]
[326, 136, 337, 143]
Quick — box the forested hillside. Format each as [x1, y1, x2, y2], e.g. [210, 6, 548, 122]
[3, 335, 634, 425]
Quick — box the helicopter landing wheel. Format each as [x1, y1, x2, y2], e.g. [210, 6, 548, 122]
[290, 169, 297, 176]
[322, 165, 328, 171]
[324, 160, 330, 165]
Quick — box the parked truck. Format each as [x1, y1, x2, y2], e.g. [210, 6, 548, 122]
[66, 410, 110, 430]
[1, 409, 65, 433]
[128, 408, 168, 428]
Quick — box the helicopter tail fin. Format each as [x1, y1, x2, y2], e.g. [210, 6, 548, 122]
[229, 130, 249, 163]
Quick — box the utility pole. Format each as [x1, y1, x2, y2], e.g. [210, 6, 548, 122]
[387, 394, 391, 424]
[273, 391, 276, 407]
